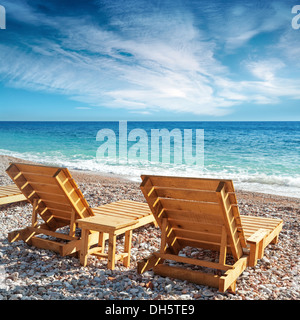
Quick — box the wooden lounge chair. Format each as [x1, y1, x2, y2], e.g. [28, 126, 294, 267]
[6, 163, 155, 260]
[137, 175, 283, 293]
[0, 184, 27, 206]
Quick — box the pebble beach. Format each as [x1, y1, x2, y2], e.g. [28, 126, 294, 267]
[0, 155, 299, 301]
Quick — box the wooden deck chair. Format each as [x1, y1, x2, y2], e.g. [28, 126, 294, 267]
[137, 175, 283, 293]
[6, 163, 155, 258]
[0, 184, 27, 206]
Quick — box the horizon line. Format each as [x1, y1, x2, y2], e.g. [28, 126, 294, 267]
[0, 120, 299, 122]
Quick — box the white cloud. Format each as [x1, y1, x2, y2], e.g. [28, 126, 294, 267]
[0, 4, 233, 116]
[0, 0, 299, 117]
[246, 59, 285, 81]
[202, 1, 292, 51]
[275, 29, 300, 67]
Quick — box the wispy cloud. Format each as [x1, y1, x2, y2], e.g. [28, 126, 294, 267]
[245, 59, 286, 81]
[0, 0, 299, 117]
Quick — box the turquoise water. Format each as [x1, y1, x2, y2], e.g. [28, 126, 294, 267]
[0, 121, 299, 197]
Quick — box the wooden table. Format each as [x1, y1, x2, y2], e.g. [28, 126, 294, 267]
[77, 214, 138, 270]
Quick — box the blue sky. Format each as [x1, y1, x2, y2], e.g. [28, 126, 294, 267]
[0, 0, 300, 121]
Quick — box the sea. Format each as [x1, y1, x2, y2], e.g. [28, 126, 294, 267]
[0, 121, 299, 198]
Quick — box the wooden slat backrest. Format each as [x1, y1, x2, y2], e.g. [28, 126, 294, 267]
[6, 163, 94, 228]
[140, 175, 247, 261]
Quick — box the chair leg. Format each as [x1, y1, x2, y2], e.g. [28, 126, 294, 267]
[80, 228, 89, 267]
[107, 233, 116, 270]
[123, 230, 132, 267]
[248, 242, 259, 267]
[98, 232, 105, 253]
[271, 235, 279, 244]
[228, 281, 236, 294]
[249, 240, 265, 267]
[258, 238, 265, 259]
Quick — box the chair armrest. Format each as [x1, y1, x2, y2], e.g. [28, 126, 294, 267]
[247, 229, 269, 267]
[247, 228, 269, 244]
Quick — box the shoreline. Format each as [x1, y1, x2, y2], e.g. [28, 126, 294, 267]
[0, 154, 133, 184]
[0, 154, 299, 205]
